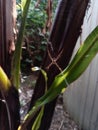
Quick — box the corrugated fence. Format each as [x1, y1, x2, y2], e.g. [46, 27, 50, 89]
[63, 0, 98, 130]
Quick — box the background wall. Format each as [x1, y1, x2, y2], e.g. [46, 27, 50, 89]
[63, 0, 98, 130]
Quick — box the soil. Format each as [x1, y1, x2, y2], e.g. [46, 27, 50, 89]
[19, 74, 79, 130]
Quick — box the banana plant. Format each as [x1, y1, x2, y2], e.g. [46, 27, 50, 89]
[0, 1, 31, 129]
[18, 26, 98, 130]
[28, 0, 90, 129]
[1, 0, 98, 130]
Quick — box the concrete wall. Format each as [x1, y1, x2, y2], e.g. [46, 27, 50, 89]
[63, 0, 98, 130]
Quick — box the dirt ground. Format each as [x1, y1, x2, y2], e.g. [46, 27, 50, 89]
[49, 98, 79, 130]
[20, 74, 79, 130]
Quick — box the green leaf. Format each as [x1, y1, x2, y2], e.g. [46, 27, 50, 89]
[32, 107, 44, 130]
[11, 0, 31, 89]
[18, 26, 98, 130]
[21, 0, 27, 10]
[36, 26, 98, 105]
[63, 26, 98, 83]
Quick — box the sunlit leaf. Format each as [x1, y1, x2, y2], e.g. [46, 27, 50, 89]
[62, 26, 98, 84]
[21, 0, 27, 12]
[36, 26, 98, 105]
[31, 66, 40, 71]
[0, 66, 11, 92]
[18, 26, 98, 130]
[31, 67, 48, 91]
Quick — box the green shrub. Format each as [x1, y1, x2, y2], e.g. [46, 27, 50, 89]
[16, 0, 58, 68]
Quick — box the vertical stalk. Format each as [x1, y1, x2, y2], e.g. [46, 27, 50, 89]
[11, 0, 31, 89]
[28, 0, 90, 130]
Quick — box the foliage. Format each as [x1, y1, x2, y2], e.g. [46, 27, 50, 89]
[18, 26, 98, 130]
[16, 0, 58, 68]
[1, 0, 98, 130]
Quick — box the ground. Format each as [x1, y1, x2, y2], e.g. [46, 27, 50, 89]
[20, 74, 79, 130]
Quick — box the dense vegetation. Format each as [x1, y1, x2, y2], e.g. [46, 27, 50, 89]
[1, 1, 98, 130]
[16, 0, 58, 71]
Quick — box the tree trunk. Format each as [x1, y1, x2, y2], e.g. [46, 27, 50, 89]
[28, 0, 90, 130]
[0, 0, 20, 130]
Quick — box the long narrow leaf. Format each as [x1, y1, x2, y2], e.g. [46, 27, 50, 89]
[21, 0, 27, 11]
[11, 0, 31, 89]
[32, 107, 44, 130]
[18, 26, 98, 129]
[37, 26, 98, 105]
[63, 26, 98, 82]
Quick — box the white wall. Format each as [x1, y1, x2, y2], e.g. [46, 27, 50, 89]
[63, 0, 98, 130]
